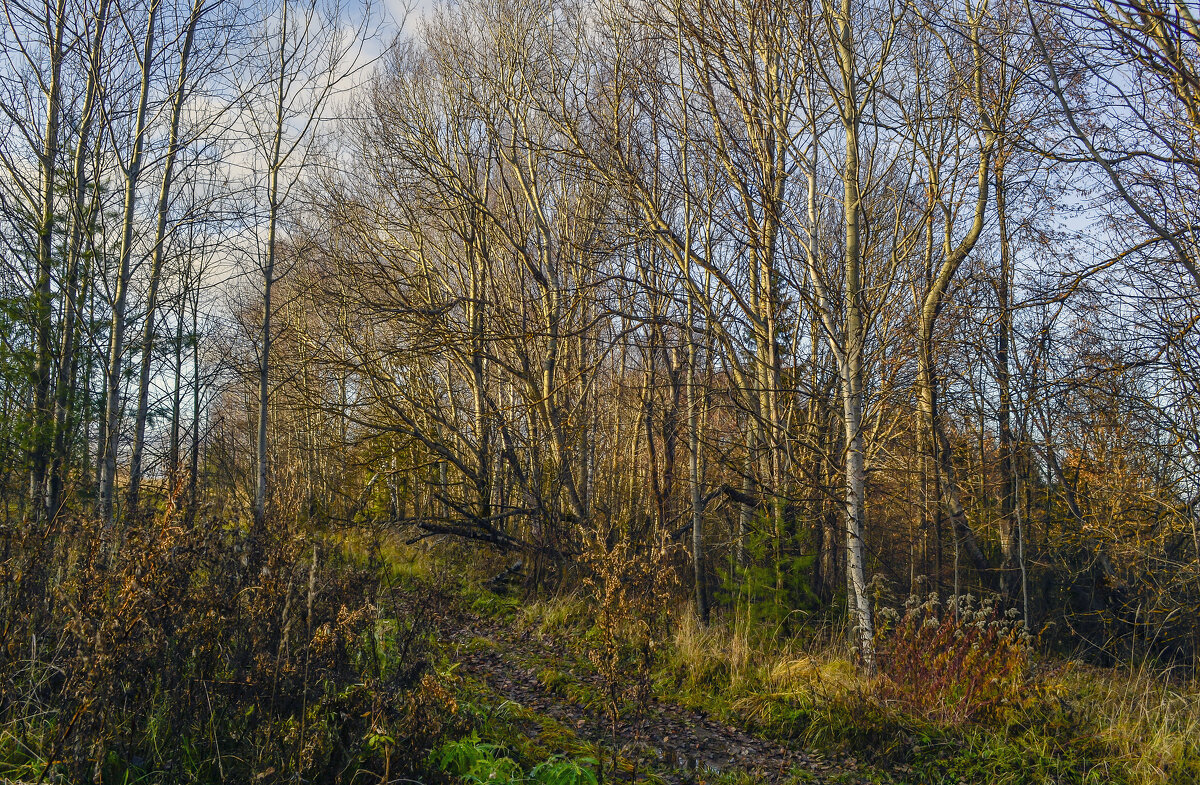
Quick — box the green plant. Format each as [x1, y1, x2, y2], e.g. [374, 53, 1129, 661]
[714, 768, 766, 785]
[435, 733, 523, 783]
[516, 595, 590, 640]
[538, 667, 572, 694]
[900, 725, 1121, 785]
[434, 735, 599, 785]
[529, 755, 600, 785]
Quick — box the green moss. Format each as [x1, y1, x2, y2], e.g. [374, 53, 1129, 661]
[378, 546, 1200, 785]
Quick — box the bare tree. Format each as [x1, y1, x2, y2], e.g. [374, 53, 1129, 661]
[96, 0, 166, 527]
[239, 0, 373, 529]
[0, 0, 73, 518]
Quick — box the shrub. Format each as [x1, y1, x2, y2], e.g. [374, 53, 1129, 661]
[0, 504, 457, 783]
[875, 593, 1031, 724]
[435, 733, 524, 783]
[529, 754, 601, 785]
[577, 521, 678, 726]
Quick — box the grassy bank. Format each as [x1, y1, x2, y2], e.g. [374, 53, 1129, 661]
[501, 588, 1200, 785]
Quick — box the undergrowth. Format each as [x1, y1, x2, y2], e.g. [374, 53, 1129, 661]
[0, 505, 459, 783]
[504, 590, 1200, 785]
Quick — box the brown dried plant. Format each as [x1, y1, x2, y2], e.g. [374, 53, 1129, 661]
[578, 517, 679, 778]
[0, 489, 454, 783]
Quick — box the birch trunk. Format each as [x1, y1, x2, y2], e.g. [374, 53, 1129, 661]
[29, 0, 69, 517]
[98, 0, 164, 528]
[834, 0, 876, 670]
[128, 0, 202, 513]
[48, 0, 111, 522]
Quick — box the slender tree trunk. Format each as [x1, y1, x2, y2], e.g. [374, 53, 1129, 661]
[687, 293, 708, 622]
[30, 0, 70, 518]
[917, 340, 993, 585]
[835, 0, 875, 670]
[674, 57, 709, 619]
[188, 285, 201, 523]
[128, 0, 201, 514]
[48, 0, 111, 522]
[99, 0, 164, 528]
[994, 158, 1022, 601]
[255, 113, 285, 530]
[168, 306, 184, 485]
[256, 230, 273, 530]
[466, 225, 492, 525]
[731, 410, 754, 574]
[761, 81, 789, 610]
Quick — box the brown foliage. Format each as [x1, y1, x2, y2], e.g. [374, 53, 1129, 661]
[0, 498, 455, 783]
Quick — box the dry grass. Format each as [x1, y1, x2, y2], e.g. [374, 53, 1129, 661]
[667, 603, 870, 713]
[1063, 661, 1200, 784]
[663, 603, 1200, 784]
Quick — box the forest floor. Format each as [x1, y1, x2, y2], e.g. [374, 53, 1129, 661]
[390, 545, 1200, 785]
[438, 599, 891, 785]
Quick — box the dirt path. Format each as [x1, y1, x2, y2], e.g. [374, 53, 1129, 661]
[443, 611, 878, 785]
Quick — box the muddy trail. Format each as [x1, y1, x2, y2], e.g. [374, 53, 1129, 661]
[440, 608, 883, 785]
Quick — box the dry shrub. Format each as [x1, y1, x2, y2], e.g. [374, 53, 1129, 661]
[875, 593, 1031, 724]
[0, 499, 456, 783]
[578, 520, 678, 729]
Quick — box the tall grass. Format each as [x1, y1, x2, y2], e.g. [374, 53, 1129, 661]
[1068, 661, 1200, 783]
[665, 600, 866, 706]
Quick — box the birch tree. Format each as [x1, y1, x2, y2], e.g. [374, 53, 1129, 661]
[0, 0, 73, 518]
[240, 0, 372, 529]
[96, 0, 166, 527]
[125, 0, 211, 513]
